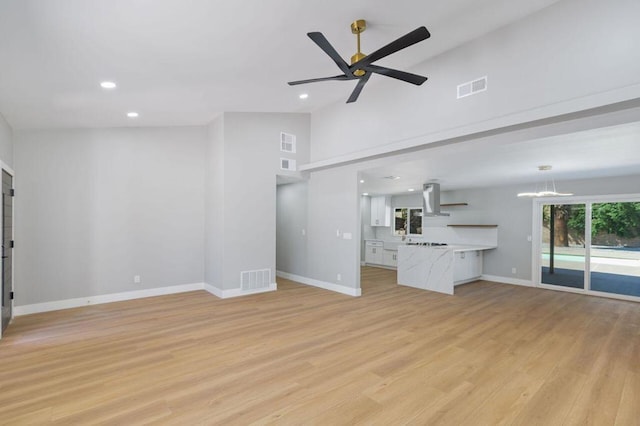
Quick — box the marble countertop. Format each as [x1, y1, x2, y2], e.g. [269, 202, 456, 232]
[367, 240, 496, 252]
[448, 245, 497, 252]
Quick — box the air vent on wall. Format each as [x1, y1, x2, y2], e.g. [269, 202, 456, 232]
[280, 132, 296, 153]
[241, 269, 272, 291]
[457, 76, 487, 99]
[280, 158, 297, 171]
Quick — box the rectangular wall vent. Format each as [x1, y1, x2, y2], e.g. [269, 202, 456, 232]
[241, 269, 272, 291]
[457, 76, 488, 99]
[280, 158, 296, 171]
[280, 132, 297, 153]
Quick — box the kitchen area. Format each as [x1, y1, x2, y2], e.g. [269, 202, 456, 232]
[362, 183, 497, 295]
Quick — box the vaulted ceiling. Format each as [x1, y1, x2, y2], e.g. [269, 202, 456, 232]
[0, 0, 562, 129]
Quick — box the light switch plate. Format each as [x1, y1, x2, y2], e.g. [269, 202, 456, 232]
[343, 232, 352, 240]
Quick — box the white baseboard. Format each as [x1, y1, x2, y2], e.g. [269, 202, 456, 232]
[14, 283, 206, 316]
[481, 274, 534, 287]
[204, 283, 277, 299]
[276, 271, 361, 297]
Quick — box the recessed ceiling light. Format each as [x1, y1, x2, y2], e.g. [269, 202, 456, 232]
[127, 112, 139, 118]
[362, 192, 369, 196]
[408, 188, 415, 192]
[359, 179, 365, 183]
[100, 81, 116, 89]
[299, 93, 309, 99]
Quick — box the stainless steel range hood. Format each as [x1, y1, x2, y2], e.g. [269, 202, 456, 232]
[422, 183, 450, 217]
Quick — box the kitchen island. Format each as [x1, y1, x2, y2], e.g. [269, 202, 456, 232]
[397, 244, 496, 295]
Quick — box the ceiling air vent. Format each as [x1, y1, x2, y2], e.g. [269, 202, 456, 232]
[280, 158, 297, 171]
[457, 76, 487, 99]
[280, 132, 296, 153]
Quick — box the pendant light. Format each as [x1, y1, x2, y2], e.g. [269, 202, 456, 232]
[517, 165, 573, 197]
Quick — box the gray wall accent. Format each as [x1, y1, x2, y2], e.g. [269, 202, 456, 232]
[204, 112, 311, 290]
[276, 181, 308, 275]
[307, 166, 360, 289]
[310, 0, 640, 163]
[204, 116, 225, 288]
[14, 127, 206, 306]
[0, 113, 13, 168]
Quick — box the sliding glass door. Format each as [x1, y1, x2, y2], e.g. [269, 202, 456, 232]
[589, 202, 640, 297]
[538, 198, 640, 300]
[541, 203, 586, 290]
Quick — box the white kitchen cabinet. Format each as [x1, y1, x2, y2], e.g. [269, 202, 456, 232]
[370, 196, 391, 226]
[453, 250, 483, 284]
[383, 250, 398, 267]
[365, 241, 384, 265]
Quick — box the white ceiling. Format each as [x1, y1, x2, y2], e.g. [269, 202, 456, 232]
[359, 121, 640, 195]
[0, 0, 562, 129]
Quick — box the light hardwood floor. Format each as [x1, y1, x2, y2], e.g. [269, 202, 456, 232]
[1, 267, 639, 424]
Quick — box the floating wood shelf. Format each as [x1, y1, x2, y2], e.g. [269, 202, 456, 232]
[447, 224, 498, 228]
[440, 203, 468, 207]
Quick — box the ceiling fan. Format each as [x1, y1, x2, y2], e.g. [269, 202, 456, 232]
[288, 20, 431, 103]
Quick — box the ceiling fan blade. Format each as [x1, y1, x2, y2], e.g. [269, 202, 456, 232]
[352, 26, 431, 69]
[288, 75, 351, 86]
[346, 73, 371, 103]
[307, 32, 352, 76]
[365, 64, 428, 85]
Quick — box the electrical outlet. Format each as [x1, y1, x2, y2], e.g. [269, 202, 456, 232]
[337, 273, 342, 281]
[134, 275, 141, 284]
[511, 268, 517, 274]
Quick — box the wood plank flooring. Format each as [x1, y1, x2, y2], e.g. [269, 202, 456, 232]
[1, 267, 639, 424]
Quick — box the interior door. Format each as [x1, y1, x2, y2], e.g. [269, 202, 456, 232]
[1, 170, 13, 333]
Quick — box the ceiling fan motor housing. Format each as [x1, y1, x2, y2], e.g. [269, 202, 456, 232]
[350, 20, 367, 76]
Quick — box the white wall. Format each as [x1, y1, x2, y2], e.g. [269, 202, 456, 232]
[276, 168, 361, 293]
[205, 116, 225, 288]
[14, 127, 206, 306]
[0, 112, 12, 167]
[309, 0, 640, 164]
[204, 112, 310, 291]
[307, 166, 360, 290]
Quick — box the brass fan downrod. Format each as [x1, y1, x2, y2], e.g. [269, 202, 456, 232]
[350, 19, 367, 77]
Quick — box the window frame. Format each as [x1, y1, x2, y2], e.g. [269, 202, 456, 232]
[393, 206, 423, 236]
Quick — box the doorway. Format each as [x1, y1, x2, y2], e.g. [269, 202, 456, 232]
[535, 196, 640, 301]
[1, 169, 13, 334]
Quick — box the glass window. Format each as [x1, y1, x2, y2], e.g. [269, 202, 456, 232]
[393, 207, 422, 236]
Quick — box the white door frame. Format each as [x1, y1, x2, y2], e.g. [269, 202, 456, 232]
[531, 193, 640, 303]
[0, 159, 14, 340]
